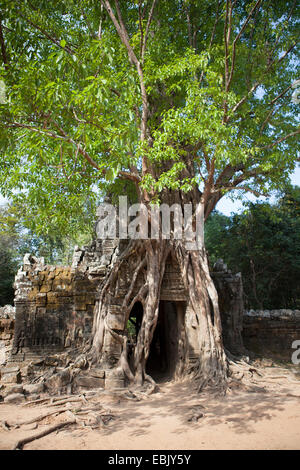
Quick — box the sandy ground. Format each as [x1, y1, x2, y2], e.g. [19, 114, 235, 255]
[1, 366, 300, 450]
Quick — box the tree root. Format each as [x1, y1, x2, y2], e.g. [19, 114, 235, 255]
[45, 396, 87, 407]
[23, 397, 52, 407]
[11, 419, 76, 450]
[0, 420, 10, 431]
[8, 407, 70, 428]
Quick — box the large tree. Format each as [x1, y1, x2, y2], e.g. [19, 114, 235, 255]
[0, 0, 299, 389]
[206, 186, 300, 310]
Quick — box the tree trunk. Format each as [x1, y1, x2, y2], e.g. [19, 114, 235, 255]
[175, 243, 228, 390]
[90, 202, 228, 392]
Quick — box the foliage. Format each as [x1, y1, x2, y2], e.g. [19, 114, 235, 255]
[0, 202, 93, 305]
[205, 185, 300, 309]
[0, 0, 298, 229]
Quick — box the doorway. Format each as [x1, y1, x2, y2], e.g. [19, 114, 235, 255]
[146, 300, 186, 381]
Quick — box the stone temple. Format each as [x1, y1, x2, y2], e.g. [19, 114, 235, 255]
[8, 228, 244, 390]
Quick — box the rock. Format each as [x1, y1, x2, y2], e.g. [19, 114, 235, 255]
[29, 394, 40, 401]
[74, 375, 105, 389]
[45, 368, 71, 394]
[89, 369, 105, 379]
[213, 259, 227, 272]
[4, 393, 26, 404]
[0, 368, 21, 384]
[3, 384, 24, 397]
[105, 369, 125, 389]
[23, 383, 45, 395]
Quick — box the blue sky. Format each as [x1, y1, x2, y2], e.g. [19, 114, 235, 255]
[216, 165, 300, 215]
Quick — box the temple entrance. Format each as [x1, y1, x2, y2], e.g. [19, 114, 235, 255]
[146, 300, 186, 382]
[127, 300, 186, 382]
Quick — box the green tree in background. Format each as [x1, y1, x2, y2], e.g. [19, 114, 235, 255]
[206, 185, 300, 309]
[0, 202, 94, 305]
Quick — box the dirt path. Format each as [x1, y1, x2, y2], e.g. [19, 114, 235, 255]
[1, 370, 300, 450]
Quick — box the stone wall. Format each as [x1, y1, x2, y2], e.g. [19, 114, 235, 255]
[243, 310, 300, 360]
[212, 261, 244, 355]
[0, 305, 15, 366]
[11, 254, 104, 364]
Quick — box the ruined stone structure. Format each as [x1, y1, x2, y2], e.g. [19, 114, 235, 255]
[8, 237, 244, 389]
[243, 310, 300, 360]
[0, 305, 15, 366]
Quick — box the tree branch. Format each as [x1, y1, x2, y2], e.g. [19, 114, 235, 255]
[227, 0, 263, 90]
[4, 120, 141, 183]
[141, 0, 157, 63]
[0, 15, 8, 68]
[102, 0, 150, 195]
[261, 129, 300, 150]
[17, 10, 75, 55]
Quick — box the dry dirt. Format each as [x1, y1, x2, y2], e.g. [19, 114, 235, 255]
[1, 366, 300, 450]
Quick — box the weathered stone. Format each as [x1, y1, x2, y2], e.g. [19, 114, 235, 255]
[40, 283, 52, 293]
[45, 368, 71, 393]
[89, 368, 105, 379]
[0, 305, 15, 319]
[107, 313, 125, 330]
[36, 293, 47, 306]
[74, 375, 105, 389]
[243, 310, 300, 359]
[47, 292, 58, 304]
[105, 369, 125, 390]
[23, 383, 44, 395]
[9, 237, 256, 388]
[4, 393, 26, 404]
[3, 384, 24, 396]
[1, 369, 21, 384]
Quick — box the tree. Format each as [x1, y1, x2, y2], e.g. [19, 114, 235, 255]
[206, 186, 300, 309]
[0, 201, 94, 306]
[0, 1, 299, 389]
[205, 210, 230, 266]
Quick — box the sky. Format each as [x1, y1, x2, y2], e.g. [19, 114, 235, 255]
[216, 165, 300, 216]
[0, 166, 299, 216]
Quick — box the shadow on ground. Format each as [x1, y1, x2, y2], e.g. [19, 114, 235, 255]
[98, 377, 295, 438]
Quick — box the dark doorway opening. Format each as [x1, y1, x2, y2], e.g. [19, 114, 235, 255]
[146, 300, 186, 382]
[127, 301, 143, 371]
[128, 301, 143, 343]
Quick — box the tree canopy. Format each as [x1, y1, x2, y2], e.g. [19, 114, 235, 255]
[0, 0, 299, 233]
[0, 201, 93, 305]
[205, 185, 300, 309]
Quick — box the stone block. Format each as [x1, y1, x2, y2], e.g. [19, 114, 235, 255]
[107, 313, 125, 330]
[40, 283, 52, 293]
[105, 369, 125, 389]
[89, 368, 105, 379]
[47, 292, 58, 304]
[45, 368, 71, 394]
[4, 393, 26, 404]
[74, 375, 105, 389]
[36, 293, 47, 306]
[23, 383, 45, 395]
[3, 384, 24, 397]
[1, 369, 21, 384]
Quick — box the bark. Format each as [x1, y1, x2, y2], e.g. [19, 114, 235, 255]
[90, 200, 228, 392]
[12, 419, 76, 450]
